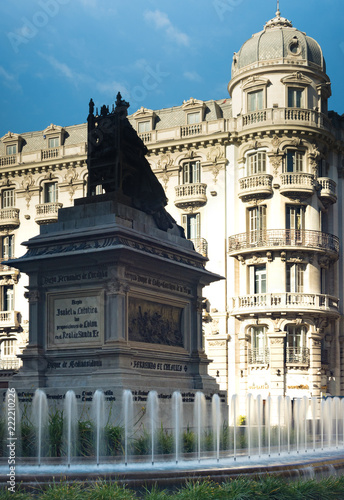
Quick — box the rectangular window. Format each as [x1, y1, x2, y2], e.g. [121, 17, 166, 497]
[254, 265, 266, 294]
[2, 235, 14, 260]
[48, 137, 59, 148]
[248, 205, 266, 243]
[138, 121, 150, 133]
[44, 182, 57, 203]
[248, 152, 266, 175]
[286, 263, 305, 293]
[248, 90, 263, 112]
[286, 150, 304, 172]
[286, 205, 305, 231]
[2, 286, 14, 311]
[182, 161, 200, 184]
[187, 112, 200, 124]
[1, 189, 15, 209]
[182, 213, 200, 240]
[6, 145, 17, 155]
[288, 87, 303, 108]
[2, 339, 15, 357]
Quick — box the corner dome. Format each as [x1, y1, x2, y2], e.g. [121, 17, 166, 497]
[232, 9, 326, 76]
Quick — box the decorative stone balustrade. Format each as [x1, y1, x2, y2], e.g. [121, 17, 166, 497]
[0, 208, 20, 229]
[0, 155, 16, 167]
[41, 147, 60, 160]
[181, 123, 203, 137]
[239, 174, 273, 200]
[228, 229, 339, 257]
[0, 358, 21, 370]
[0, 310, 20, 329]
[318, 177, 337, 205]
[174, 183, 207, 209]
[232, 293, 339, 317]
[35, 202, 63, 224]
[279, 172, 315, 198]
[240, 108, 332, 132]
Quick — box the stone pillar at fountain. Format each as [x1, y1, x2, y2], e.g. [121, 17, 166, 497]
[267, 330, 286, 402]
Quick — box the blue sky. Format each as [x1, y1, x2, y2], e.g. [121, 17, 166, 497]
[0, 0, 343, 137]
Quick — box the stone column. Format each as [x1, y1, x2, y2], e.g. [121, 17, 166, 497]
[309, 331, 322, 398]
[105, 279, 130, 343]
[267, 331, 286, 398]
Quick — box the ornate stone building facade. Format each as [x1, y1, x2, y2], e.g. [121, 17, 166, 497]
[0, 9, 343, 401]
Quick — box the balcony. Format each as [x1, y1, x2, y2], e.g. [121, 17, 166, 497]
[0, 311, 20, 329]
[248, 348, 270, 365]
[240, 108, 332, 133]
[0, 208, 20, 230]
[0, 358, 21, 370]
[238, 174, 273, 201]
[41, 147, 60, 160]
[286, 347, 309, 366]
[190, 238, 208, 258]
[138, 132, 152, 144]
[231, 293, 339, 318]
[35, 202, 63, 224]
[174, 183, 207, 210]
[0, 155, 17, 167]
[180, 123, 203, 138]
[279, 172, 315, 199]
[228, 229, 339, 259]
[318, 177, 337, 205]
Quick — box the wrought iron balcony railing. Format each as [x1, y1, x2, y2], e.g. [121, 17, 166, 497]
[248, 348, 270, 365]
[228, 229, 339, 256]
[286, 347, 309, 365]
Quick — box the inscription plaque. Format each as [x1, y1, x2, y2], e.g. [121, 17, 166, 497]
[48, 290, 104, 348]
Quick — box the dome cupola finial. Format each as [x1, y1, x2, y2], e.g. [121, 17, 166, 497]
[276, 0, 281, 17]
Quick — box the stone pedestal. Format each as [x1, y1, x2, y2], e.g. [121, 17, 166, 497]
[9, 195, 223, 405]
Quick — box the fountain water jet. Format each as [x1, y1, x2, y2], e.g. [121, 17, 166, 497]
[64, 390, 77, 468]
[212, 394, 221, 462]
[92, 390, 106, 466]
[172, 391, 183, 464]
[194, 392, 206, 462]
[31, 389, 48, 467]
[147, 391, 159, 465]
[122, 390, 133, 466]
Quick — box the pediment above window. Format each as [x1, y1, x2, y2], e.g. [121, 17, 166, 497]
[280, 72, 313, 87]
[242, 76, 271, 91]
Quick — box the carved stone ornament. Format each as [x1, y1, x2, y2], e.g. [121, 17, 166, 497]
[183, 149, 195, 159]
[204, 318, 220, 336]
[312, 340, 322, 348]
[107, 279, 130, 295]
[271, 135, 281, 148]
[44, 172, 56, 181]
[207, 340, 226, 347]
[270, 338, 285, 345]
[24, 289, 40, 303]
[211, 164, 221, 184]
[21, 174, 34, 191]
[247, 140, 262, 151]
[157, 153, 173, 170]
[206, 145, 224, 164]
[64, 165, 78, 184]
[269, 154, 283, 176]
[157, 170, 173, 190]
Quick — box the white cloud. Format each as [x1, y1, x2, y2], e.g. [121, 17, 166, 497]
[144, 10, 190, 47]
[0, 66, 22, 92]
[184, 71, 202, 82]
